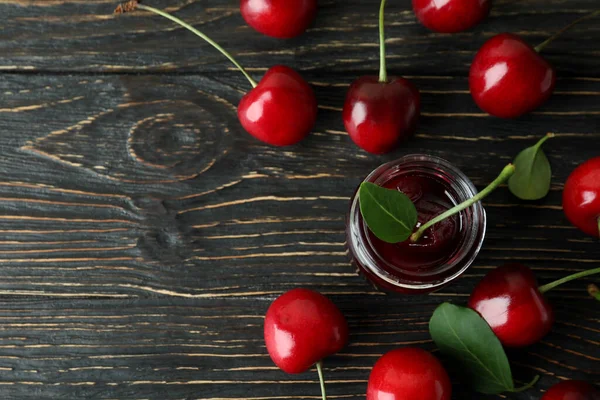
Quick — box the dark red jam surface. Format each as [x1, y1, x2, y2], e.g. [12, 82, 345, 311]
[361, 172, 464, 278]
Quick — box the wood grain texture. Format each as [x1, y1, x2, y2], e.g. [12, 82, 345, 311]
[1, 0, 599, 75]
[0, 0, 599, 399]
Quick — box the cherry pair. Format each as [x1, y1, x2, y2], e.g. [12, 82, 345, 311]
[242, 0, 492, 38]
[242, 0, 491, 37]
[117, 0, 417, 153]
[264, 288, 451, 400]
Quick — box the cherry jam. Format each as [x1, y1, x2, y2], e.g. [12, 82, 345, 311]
[347, 155, 486, 294]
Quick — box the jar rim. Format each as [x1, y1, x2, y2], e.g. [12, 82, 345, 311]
[347, 154, 487, 292]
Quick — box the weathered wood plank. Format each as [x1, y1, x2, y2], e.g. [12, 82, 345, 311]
[0, 298, 595, 399]
[0, 73, 597, 399]
[0, 74, 598, 301]
[1, 0, 600, 398]
[1, 0, 599, 74]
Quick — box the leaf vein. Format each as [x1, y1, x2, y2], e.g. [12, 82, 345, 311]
[440, 306, 508, 388]
[363, 187, 411, 231]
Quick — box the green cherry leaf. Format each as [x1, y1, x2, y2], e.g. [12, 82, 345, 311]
[429, 303, 516, 394]
[358, 182, 417, 243]
[508, 133, 554, 200]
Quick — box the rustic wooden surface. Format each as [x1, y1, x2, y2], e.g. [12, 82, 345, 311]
[0, 0, 599, 399]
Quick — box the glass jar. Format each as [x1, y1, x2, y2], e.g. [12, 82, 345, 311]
[346, 154, 486, 294]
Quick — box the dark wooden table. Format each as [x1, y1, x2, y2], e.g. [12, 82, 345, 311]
[0, 1, 599, 399]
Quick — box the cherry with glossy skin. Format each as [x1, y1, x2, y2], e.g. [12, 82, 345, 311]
[344, 77, 420, 154]
[238, 65, 317, 146]
[264, 288, 348, 375]
[468, 263, 554, 347]
[367, 347, 452, 400]
[241, 0, 318, 39]
[470, 12, 600, 118]
[469, 33, 556, 118]
[542, 380, 600, 400]
[116, 2, 316, 147]
[412, 0, 491, 33]
[563, 157, 600, 238]
[343, 0, 420, 154]
[469, 263, 600, 347]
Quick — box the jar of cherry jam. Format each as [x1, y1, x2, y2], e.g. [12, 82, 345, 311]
[347, 154, 486, 294]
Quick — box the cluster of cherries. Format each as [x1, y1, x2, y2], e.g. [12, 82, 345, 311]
[114, 1, 600, 399]
[236, 10, 600, 399]
[262, 159, 600, 399]
[116, 0, 596, 152]
[265, 282, 599, 400]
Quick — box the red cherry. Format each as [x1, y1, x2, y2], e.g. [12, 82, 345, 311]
[563, 157, 600, 238]
[343, 76, 420, 154]
[412, 0, 491, 33]
[542, 380, 600, 400]
[264, 288, 348, 374]
[343, 0, 420, 154]
[469, 33, 556, 118]
[238, 65, 317, 146]
[469, 12, 600, 118]
[468, 263, 554, 347]
[240, 0, 317, 39]
[367, 347, 452, 400]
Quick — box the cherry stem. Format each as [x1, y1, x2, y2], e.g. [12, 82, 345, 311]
[538, 267, 600, 294]
[534, 132, 555, 150]
[410, 164, 516, 243]
[378, 0, 388, 83]
[134, 4, 258, 88]
[597, 217, 600, 238]
[512, 375, 540, 393]
[315, 361, 327, 400]
[535, 10, 600, 53]
[588, 284, 600, 301]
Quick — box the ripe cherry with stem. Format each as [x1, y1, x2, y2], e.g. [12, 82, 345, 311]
[115, 0, 317, 147]
[470, 10, 600, 118]
[342, 0, 420, 154]
[469, 263, 600, 347]
[264, 289, 348, 400]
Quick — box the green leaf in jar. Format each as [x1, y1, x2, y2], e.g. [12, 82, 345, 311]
[358, 182, 418, 243]
[509, 133, 554, 200]
[429, 303, 539, 394]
